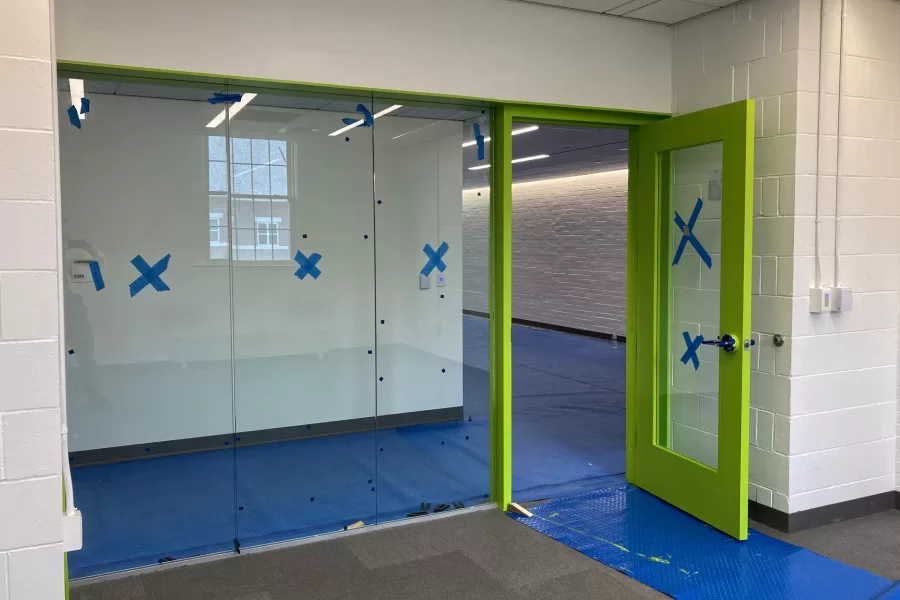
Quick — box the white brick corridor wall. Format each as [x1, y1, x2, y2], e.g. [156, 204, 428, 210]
[0, 0, 66, 597]
[463, 169, 629, 336]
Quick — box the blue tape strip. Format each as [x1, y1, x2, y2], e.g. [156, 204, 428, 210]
[421, 242, 449, 277]
[672, 198, 712, 268]
[207, 93, 243, 105]
[342, 104, 374, 127]
[294, 250, 322, 280]
[473, 123, 485, 161]
[358, 104, 374, 127]
[129, 254, 171, 297]
[680, 331, 703, 370]
[80, 97, 91, 115]
[67, 105, 81, 129]
[510, 484, 896, 600]
[88, 261, 105, 291]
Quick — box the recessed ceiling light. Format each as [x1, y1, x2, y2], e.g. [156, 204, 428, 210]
[619, 147, 628, 151]
[206, 93, 258, 129]
[462, 125, 539, 147]
[328, 104, 403, 136]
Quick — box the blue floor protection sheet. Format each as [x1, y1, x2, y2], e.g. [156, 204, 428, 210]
[69, 317, 628, 578]
[511, 484, 898, 600]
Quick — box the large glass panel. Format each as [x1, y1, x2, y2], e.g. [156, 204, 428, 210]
[59, 78, 237, 576]
[372, 100, 491, 522]
[228, 89, 378, 546]
[662, 142, 723, 469]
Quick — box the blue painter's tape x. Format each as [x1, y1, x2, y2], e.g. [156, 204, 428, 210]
[680, 331, 704, 370]
[421, 242, 449, 277]
[208, 93, 243, 105]
[80, 97, 91, 115]
[129, 254, 171, 297]
[67, 105, 81, 129]
[342, 104, 374, 128]
[673, 198, 712, 269]
[294, 250, 322, 280]
[473, 123, 485, 161]
[88, 261, 105, 291]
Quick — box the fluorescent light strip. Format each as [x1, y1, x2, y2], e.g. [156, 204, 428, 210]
[512, 154, 550, 164]
[206, 93, 259, 129]
[328, 104, 404, 136]
[466, 153, 550, 171]
[461, 125, 539, 148]
[69, 79, 86, 120]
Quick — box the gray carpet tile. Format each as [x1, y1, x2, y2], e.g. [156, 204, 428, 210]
[70, 576, 147, 600]
[71, 510, 661, 600]
[515, 564, 670, 600]
[753, 509, 900, 581]
[74, 508, 900, 600]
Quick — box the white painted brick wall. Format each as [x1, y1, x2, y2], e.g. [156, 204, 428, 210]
[783, 0, 900, 509]
[674, 0, 803, 511]
[463, 169, 629, 335]
[677, 0, 900, 513]
[0, 0, 65, 596]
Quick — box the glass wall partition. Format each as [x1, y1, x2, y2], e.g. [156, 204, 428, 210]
[226, 89, 378, 547]
[59, 75, 491, 577]
[372, 100, 491, 520]
[59, 79, 239, 577]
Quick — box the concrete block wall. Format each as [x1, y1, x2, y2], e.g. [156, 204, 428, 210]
[676, 0, 900, 514]
[0, 0, 66, 597]
[674, 0, 808, 512]
[463, 169, 629, 335]
[787, 0, 900, 510]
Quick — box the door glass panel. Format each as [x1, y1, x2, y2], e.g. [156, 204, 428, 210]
[661, 142, 723, 469]
[59, 79, 237, 577]
[372, 100, 491, 523]
[229, 90, 378, 546]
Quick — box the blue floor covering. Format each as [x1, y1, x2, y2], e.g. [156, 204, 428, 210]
[512, 484, 899, 600]
[70, 316, 627, 578]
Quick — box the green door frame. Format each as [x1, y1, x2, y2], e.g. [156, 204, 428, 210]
[490, 104, 667, 510]
[54, 61, 674, 591]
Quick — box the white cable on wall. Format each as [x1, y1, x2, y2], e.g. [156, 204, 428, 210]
[813, 0, 828, 289]
[833, 0, 847, 287]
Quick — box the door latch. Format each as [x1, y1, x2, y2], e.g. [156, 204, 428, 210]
[701, 334, 737, 353]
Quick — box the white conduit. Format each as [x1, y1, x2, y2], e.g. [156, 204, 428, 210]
[833, 0, 847, 287]
[814, 0, 847, 290]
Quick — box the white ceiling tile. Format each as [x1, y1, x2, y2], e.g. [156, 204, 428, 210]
[526, 0, 635, 13]
[606, 0, 659, 16]
[622, 0, 716, 23]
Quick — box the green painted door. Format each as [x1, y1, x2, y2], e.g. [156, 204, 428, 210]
[629, 100, 754, 540]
